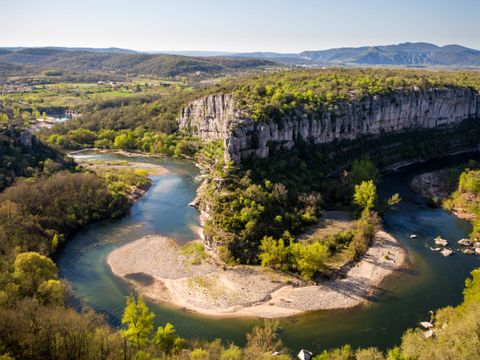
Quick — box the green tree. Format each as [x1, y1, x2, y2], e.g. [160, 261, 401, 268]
[245, 320, 283, 357]
[0, 113, 10, 126]
[114, 132, 137, 150]
[122, 295, 155, 350]
[153, 322, 183, 355]
[349, 158, 380, 186]
[13, 252, 58, 296]
[356, 347, 385, 360]
[259, 236, 289, 271]
[37, 279, 64, 305]
[386, 347, 404, 360]
[190, 349, 209, 360]
[353, 180, 377, 213]
[220, 344, 243, 360]
[290, 242, 330, 279]
[314, 344, 355, 360]
[51, 233, 59, 249]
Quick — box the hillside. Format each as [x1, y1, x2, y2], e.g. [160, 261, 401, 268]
[233, 42, 480, 67]
[0, 127, 73, 191]
[0, 47, 278, 78]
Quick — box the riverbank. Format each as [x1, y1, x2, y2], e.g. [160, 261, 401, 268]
[107, 229, 407, 318]
[69, 149, 169, 177]
[78, 159, 168, 177]
[410, 167, 478, 221]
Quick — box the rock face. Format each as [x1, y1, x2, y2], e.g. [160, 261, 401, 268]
[19, 130, 33, 148]
[178, 94, 243, 142]
[178, 87, 480, 163]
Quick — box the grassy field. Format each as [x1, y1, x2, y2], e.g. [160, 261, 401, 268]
[1, 78, 186, 110]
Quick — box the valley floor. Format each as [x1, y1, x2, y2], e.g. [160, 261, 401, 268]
[107, 229, 407, 318]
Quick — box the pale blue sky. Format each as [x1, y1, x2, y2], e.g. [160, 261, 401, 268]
[1, 0, 479, 52]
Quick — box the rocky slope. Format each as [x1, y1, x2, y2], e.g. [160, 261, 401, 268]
[178, 87, 480, 163]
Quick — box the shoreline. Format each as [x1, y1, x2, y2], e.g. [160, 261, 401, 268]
[68, 147, 165, 159]
[107, 230, 407, 318]
[69, 149, 170, 177]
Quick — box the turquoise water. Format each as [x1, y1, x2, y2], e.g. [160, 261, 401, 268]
[56, 152, 479, 353]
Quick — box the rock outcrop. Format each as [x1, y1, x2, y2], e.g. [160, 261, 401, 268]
[19, 130, 33, 148]
[178, 87, 480, 163]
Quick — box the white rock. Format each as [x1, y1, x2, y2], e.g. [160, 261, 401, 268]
[178, 89, 480, 164]
[458, 238, 472, 246]
[441, 248, 454, 257]
[419, 321, 433, 329]
[435, 237, 448, 246]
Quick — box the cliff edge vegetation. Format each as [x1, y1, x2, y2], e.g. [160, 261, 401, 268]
[444, 168, 480, 239]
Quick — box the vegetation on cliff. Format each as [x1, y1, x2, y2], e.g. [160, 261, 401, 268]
[20, 68, 478, 154]
[201, 143, 381, 269]
[444, 167, 480, 239]
[209, 68, 480, 122]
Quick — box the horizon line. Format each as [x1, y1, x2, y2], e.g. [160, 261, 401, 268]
[0, 41, 479, 55]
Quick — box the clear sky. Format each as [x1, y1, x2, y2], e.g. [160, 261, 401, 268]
[1, 0, 479, 53]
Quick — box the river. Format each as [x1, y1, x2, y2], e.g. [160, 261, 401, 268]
[56, 151, 479, 354]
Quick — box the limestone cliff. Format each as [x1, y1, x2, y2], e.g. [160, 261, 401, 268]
[178, 87, 480, 163]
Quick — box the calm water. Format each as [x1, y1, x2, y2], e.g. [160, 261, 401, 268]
[57, 152, 479, 354]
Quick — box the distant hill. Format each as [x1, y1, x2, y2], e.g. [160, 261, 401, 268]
[0, 61, 32, 76]
[152, 50, 235, 57]
[0, 46, 139, 55]
[0, 48, 278, 78]
[232, 42, 480, 67]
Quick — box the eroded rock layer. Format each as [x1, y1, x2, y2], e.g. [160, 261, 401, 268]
[178, 88, 480, 163]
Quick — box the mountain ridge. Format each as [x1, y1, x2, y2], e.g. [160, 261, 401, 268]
[232, 42, 480, 67]
[0, 48, 278, 77]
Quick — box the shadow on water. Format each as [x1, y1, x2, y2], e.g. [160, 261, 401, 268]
[57, 151, 480, 353]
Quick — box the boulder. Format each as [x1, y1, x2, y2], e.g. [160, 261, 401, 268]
[458, 238, 472, 246]
[441, 248, 454, 257]
[419, 321, 433, 329]
[435, 237, 448, 246]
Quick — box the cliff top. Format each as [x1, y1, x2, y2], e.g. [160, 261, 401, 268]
[197, 68, 480, 122]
